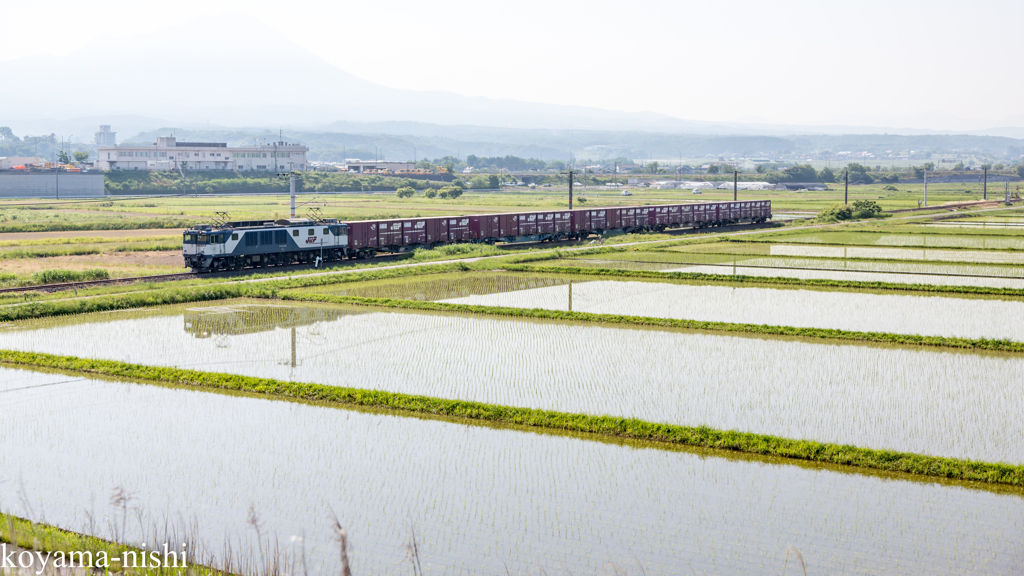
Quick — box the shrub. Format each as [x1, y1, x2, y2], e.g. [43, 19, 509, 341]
[424, 188, 437, 199]
[879, 173, 899, 183]
[468, 176, 495, 189]
[882, 185, 899, 191]
[852, 199, 883, 216]
[438, 185, 464, 200]
[395, 186, 415, 198]
[816, 204, 853, 222]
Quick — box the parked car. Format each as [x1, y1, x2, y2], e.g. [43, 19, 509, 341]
[621, 191, 633, 196]
[692, 189, 702, 194]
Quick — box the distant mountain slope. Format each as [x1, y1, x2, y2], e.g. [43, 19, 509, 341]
[0, 13, 692, 131]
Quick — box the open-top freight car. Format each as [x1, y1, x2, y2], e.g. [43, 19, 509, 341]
[183, 200, 771, 271]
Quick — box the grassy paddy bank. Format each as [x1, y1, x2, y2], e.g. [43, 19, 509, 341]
[1, 299, 1022, 464]
[2, 351, 1023, 487]
[4, 366, 1022, 575]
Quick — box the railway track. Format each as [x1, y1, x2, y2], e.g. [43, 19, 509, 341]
[0, 272, 200, 295]
[2, 221, 780, 295]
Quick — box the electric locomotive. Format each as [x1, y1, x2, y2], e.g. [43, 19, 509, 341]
[183, 218, 349, 272]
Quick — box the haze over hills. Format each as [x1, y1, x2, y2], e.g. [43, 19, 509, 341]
[114, 125, 1023, 164]
[4, 13, 1024, 140]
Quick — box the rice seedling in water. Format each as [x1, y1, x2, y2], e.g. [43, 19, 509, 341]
[2, 367, 1023, 575]
[658, 262, 1024, 289]
[1, 302, 1022, 463]
[745, 231, 1024, 250]
[429, 275, 1024, 341]
[767, 244, 1024, 265]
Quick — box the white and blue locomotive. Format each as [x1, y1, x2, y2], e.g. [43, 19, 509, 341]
[183, 218, 350, 272]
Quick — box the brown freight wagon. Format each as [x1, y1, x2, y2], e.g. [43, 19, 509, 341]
[647, 205, 682, 229]
[347, 220, 381, 254]
[680, 203, 695, 225]
[534, 211, 572, 238]
[571, 208, 610, 237]
[469, 214, 506, 242]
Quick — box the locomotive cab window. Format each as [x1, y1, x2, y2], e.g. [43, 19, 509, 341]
[292, 230, 299, 237]
[308, 229, 314, 236]
[197, 234, 209, 243]
[231, 233, 238, 241]
[323, 228, 329, 235]
[184, 233, 197, 244]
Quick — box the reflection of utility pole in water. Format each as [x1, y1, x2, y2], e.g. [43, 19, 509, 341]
[568, 281, 573, 312]
[291, 326, 296, 367]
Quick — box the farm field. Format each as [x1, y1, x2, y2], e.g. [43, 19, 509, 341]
[1, 300, 1022, 464]
[667, 242, 1024, 263]
[307, 271, 1024, 340]
[4, 367, 1022, 575]
[0, 183, 1013, 234]
[2, 190, 1024, 574]
[742, 230, 1024, 249]
[537, 256, 1024, 288]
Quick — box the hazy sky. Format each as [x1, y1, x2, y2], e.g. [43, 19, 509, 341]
[4, 0, 1022, 130]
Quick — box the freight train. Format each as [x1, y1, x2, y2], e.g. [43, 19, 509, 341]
[182, 200, 771, 272]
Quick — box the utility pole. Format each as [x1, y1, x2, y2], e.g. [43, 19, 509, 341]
[983, 167, 988, 200]
[844, 170, 848, 204]
[733, 170, 738, 201]
[289, 161, 296, 218]
[568, 170, 574, 209]
[924, 167, 928, 207]
[290, 172, 296, 218]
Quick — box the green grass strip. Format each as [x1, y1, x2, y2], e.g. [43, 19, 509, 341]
[508, 263, 1024, 298]
[0, 284, 263, 322]
[278, 291, 1024, 353]
[1, 349, 1021, 486]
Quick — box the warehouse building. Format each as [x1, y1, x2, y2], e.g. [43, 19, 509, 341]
[0, 171, 105, 198]
[344, 161, 415, 174]
[96, 135, 309, 172]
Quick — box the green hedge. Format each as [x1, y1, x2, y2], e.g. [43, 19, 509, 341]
[2, 350, 1022, 486]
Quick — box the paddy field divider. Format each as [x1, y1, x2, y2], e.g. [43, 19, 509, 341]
[505, 263, 1024, 298]
[275, 290, 1024, 354]
[1, 349, 1022, 487]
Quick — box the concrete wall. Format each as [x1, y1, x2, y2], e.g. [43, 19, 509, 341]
[0, 172, 106, 198]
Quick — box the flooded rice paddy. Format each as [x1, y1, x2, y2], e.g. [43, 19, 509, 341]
[385, 273, 1024, 341]
[3, 367, 1022, 576]
[539, 256, 1024, 288]
[766, 244, 1024, 264]
[1, 300, 1022, 464]
[750, 231, 1024, 250]
[581, 246, 1024, 271]
[315, 271, 1024, 340]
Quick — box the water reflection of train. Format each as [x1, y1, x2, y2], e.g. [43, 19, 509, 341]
[183, 304, 368, 367]
[183, 304, 361, 338]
